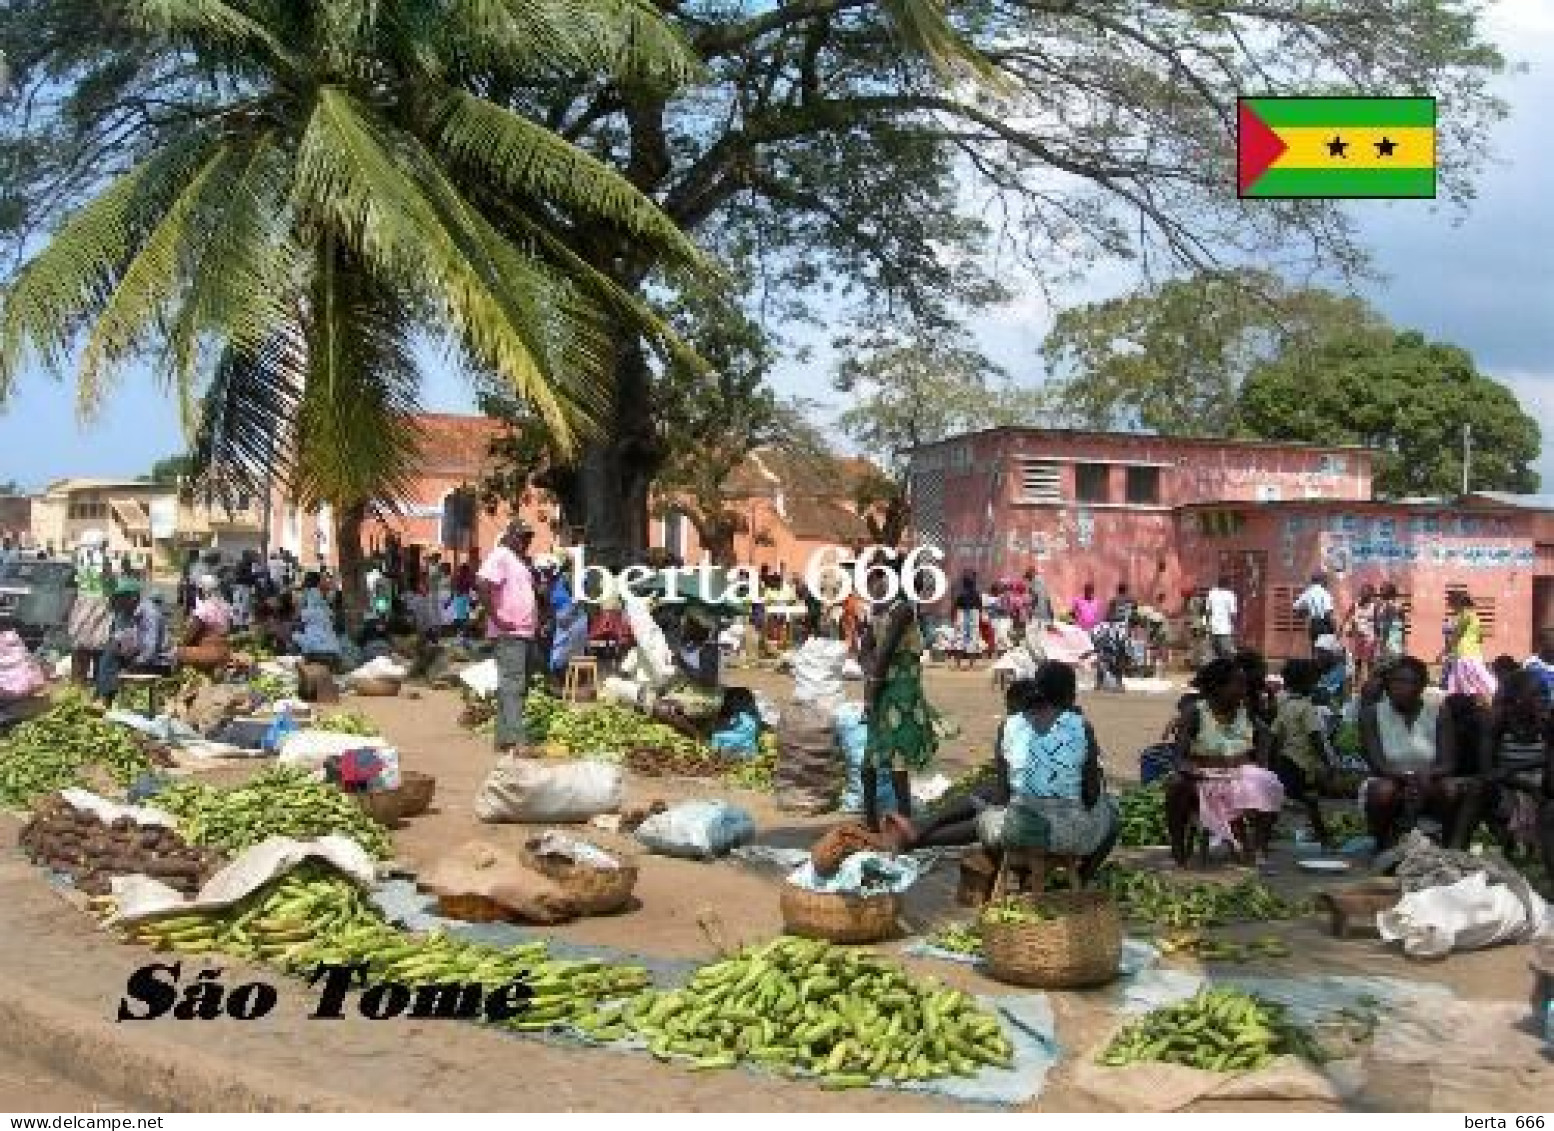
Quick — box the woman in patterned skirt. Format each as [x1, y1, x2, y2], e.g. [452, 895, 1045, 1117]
[66, 530, 114, 687]
[1443, 590, 1497, 705]
[860, 552, 937, 831]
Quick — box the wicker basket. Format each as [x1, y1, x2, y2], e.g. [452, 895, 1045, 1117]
[522, 843, 638, 916]
[398, 771, 437, 818]
[1314, 879, 1401, 938]
[437, 893, 512, 923]
[779, 885, 900, 944]
[980, 890, 1122, 989]
[351, 788, 403, 825]
[353, 676, 402, 697]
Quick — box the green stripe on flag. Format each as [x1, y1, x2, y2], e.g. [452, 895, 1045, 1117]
[1244, 98, 1435, 128]
[1243, 167, 1436, 199]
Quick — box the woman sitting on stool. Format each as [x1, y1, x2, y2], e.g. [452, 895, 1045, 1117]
[1166, 657, 1285, 869]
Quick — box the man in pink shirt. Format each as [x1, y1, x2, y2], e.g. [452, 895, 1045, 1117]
[476, 520, 538, 752]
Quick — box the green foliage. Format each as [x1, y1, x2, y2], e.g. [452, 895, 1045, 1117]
[1041, 269, 1389, 436]
[145, 454, 195, 485]
[1237, 330, 1542, 496]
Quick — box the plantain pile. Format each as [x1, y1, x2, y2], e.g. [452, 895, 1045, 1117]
[313, 711, 381, 737]
[722, 748, 776, 792]
[1099, 987, 1322, 1072]
[153, 767, 395, 859]
[586, 937, 1013, 1087]
[118, 865, 381, 958]
[118, 669, 205, 717]
[981, 897, 1052, 925]
[544, 702, 707, 763]
[1097, 867, 1307, 929]
[287, 925, 651, 1030]
[248, 673, 293, 703]
[925, 921, 983, 956]
[0, 694, 160, 807]
[20, 794, 225, 896]
[1118, 783, 1169, 847]
[1155, 933, 1292, 962]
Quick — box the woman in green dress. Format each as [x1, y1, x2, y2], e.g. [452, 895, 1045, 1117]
[860, 553, 938, 831]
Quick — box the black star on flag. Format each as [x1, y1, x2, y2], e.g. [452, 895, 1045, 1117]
[1326, 135, 1349, 158]
[1375, 136, 1398, 157]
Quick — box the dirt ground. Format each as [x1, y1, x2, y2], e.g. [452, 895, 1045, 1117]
[1, 660, 1547, 1112]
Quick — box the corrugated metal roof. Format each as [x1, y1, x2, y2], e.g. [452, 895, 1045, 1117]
[909, 426, 1374, 456]
[1464, 491, 1554, 511]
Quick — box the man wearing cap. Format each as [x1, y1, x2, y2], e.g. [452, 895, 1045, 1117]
[477, 520, 539, 752]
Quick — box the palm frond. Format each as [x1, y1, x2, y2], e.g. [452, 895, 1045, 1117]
[76, 145, 237, 422]
[293, 246, 425, 509]
[0, 133, 219, 398]
[164, 131, 299, 438]
[189, 321, 307, 507]
[292, 87, 602, 451]
[433, 90, 709, 277]
[128, 0, 303, 73]
[877, 0, 1004, 87]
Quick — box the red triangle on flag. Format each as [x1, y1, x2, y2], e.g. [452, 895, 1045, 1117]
[1237, 101, 1288, 194]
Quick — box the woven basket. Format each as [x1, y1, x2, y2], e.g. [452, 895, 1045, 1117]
[522, 843, 638, 916]
[779, 885, 900, 944]
[1314, 879, 1400, 938]
[353, 676, 402, 697]
[980, 890, 1122, 989]
[351, 788, 403, 825]
[437, 893, 511, 923]
[398, 771, 436, 818]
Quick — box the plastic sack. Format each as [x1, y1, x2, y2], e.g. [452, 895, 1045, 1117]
[277, 729, 393, 772]
[835, 702, 898, 816]
[787, 849, 920, 895]
[0, 630, 47, 700]
[263, 709, 300, 753]
[527, 830, 622, 871]
[418, 840, 578, 924]
[345, 656, 408, 684]
[634, 800, 755, 860]
[792, 637, 847, 705]
[474, 755, 623, 823]
[622, 594, 674, 689]
[1377, 871, 1551, 958]
[458, 658, 499, 697]
[113, 835, 377, 925]
[601, 675, 647, 708]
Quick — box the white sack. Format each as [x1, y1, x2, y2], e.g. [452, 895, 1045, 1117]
[277, 729, 393, 773]
[792, 637, 847, 705]
[1377, 871, 1551, 958]
[601, 676, 647, 708]
[474, 755, 623, 823]
[634, 800, 755, 860]
[458, 658, 499, 697]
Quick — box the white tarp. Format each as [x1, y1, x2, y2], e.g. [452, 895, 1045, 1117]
[112, 834, 377, 924]
[58, 788, 179, 830]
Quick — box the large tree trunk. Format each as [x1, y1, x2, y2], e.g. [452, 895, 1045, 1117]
[334, 501, 369, 630]
[575, 339, 660, 567]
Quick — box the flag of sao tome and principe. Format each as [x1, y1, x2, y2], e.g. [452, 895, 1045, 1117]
[1237, 97, 1436, 199]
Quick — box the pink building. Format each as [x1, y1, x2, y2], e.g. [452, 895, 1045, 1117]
[909, 428, 1553, 659]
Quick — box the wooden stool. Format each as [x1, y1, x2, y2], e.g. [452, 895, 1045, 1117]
[118, 673, 164, 716]
[990, 845, 1085, 901]
[563, 657, 600, 703]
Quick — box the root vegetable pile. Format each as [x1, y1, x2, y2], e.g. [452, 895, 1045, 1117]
[152, 767, 395, 859]
[0, 695, 160, 807]
[19, 795, 225, 896]
[1099, 987, 1322, 1072]
[1098, 867, 1307, 928]
[587, 937, 1013, 1087]
[1118, 783, 1169, 847]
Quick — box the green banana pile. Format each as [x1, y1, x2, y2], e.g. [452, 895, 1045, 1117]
[582, 937, 1014, 1087]
[721, 748, 776, 792]
[1099, 987, 1322, 1072]
[286, 926, 651, 1029]
[313, 711, 381, 737]
[926, 763, 998, 817]
[249, 673, 293, 703]
[1118, 783, 1169, 847]
[981, 897, 1052, 925]
[545, 703, 704, 762]
[153, 767, 395, 859]
[1156, 933, 1292, 962]
[120, 865, 382, 959]
[1097, 867, 1308, 929]
[925, 921, 983, 955]
[0, 694, 155, 807]
[118, 669, 206, 716]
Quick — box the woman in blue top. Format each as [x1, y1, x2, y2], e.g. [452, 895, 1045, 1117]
[979, 661, 1119, 884]
[709, 687, 763, 758]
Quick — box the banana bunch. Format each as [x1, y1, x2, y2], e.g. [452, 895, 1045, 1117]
[1118, 783, 1169, 847]
[281, 925, 651, 1028]
[154, 768, 394, 859]
[1155, 933, 1292, 962]
[588, 937, 1013, 1088]
[1097, 867, 1308, 928]
[1099, 987, 1322, 1072]
[313, 711, 381, 737]
[0, 692, 155, 806]
[122, 866, 382, 960]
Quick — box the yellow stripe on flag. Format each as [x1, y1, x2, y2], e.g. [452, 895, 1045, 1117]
[1271, 127, 1434, 170]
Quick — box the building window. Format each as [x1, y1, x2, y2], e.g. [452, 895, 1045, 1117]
[1125, 466, 1161, 505]
[1016, 459, 1062, 504]
[1075, 463, 1111, 504]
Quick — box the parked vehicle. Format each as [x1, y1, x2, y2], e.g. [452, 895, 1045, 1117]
[0, 558, 76, 647]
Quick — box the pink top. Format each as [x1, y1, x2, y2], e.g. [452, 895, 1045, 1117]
[1072, 596, 1101, 631]
[476, 545, 537, 639]
[193, 597, 231, 636]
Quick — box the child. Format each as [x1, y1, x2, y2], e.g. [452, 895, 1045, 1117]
[1312, 635, 1348, 707]
[1269, 658, 1335, 846]
[709, 687, 763, 758]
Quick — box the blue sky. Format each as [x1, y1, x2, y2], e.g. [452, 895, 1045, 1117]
[3, 0, 1551, 492]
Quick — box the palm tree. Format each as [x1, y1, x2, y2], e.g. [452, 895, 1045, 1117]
[0, 0, 708, 612]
